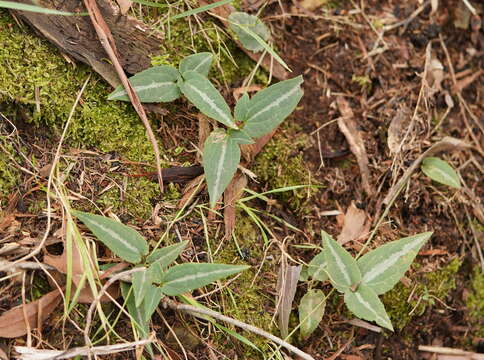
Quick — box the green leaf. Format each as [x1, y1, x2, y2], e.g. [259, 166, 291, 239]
[357, 232, 432, 295]
[234, 93, 250, 122]
[228, 129, 254, 145]
[203, 129, 241, 208]
[179, 71, 237, 129]
[307, 252, 328, 282]
[421, 157, 461, 189]
[323, 234, 361, 292]
[228, 12, 270, 52]
[132, 269, 152, 307]
[72, 211, 148, 264]
[108, 65, 181, 103]
[142, 285, 164, 322]
[160, 263, 249, 296]
[298, 289, 326, 339]
[171, 0, 233, 19]
[0, 1, 83, 15]
[179, 53, 214, 77]
[243, 76, 303, 138]
[344, 283, 393, 331]
[147, 241, 188, 267]
[121, 283, 152, 354]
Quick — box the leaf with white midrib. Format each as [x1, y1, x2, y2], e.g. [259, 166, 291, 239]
[357, 232, 432, 294]
[344, 283, 393, 331]
[132, 269, 152, 307]
[307, 252, 328, 282]
[179, 52, 213, 77]
[323, 234, 361, 292]
[203, 129, 241, 208]
[72, 211, 148, 264]
[160, 263, 249, 296]
[180, 71, 237, 129]
[243, 76, 303, 139]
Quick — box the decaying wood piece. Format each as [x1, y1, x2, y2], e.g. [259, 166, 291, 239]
[9, 0, 162, 87]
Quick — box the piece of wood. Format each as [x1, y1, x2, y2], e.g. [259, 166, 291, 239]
[10, 0, 162, 87]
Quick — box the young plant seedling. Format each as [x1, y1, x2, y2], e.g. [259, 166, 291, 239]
[108, 52, 304, 208]
[72, 210, 249, 353]
[298, 230, 433, 337]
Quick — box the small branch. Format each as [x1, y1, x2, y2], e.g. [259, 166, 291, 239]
[15, 339, 154, 360]
[164, 299, 315, 360]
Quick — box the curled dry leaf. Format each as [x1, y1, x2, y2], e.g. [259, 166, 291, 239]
[116, 0, 133, 14]
[224, 173, 248, 239]
[337, 202, 369, 245]
[336, 96, 373, 195]
[43, 240, 86, 286]
[0, 289, 62, 338]
[276, 261, 302, 338]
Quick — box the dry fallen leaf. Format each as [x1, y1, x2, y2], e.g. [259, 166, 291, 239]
[44, 240, 88, 286]
[337, 202, 369, 245]
[336, 96, 373, 195]
[387, 106, 411, 154]
[116, 0, 132, 14]
[0, 289, 62, 338]
[223, 173, 248, 240]
[276, 260, 301, 338]
[299, 0, 327, 11]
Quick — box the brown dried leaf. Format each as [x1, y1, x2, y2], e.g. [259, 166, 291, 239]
[241, 129, 277, 163]
[337, 202, 369, 245]
[116, 0, 132, 14]
[223, 173, 248, 240]
[276, 260, 301, 338]
[387, 107, 411, 154]
[300, 0, 327, 11]
[77, 282, 120, 303]
[0, 289, 62, 338]
[178, 175, 205, 209]
[336, 96, 373, 195]
[44, 240, 87, 286]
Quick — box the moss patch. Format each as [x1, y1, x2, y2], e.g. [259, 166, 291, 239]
[0, 10, 156, 162]
[383, 258, 462, 330]
[252, 124, 315, 212]
[0, 135, 20, 207]
[466, 266, 483, 337]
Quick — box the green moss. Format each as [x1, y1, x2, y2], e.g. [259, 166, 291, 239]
[252, 124, 315, 212]
[466, 267, 484, 337]
[211, 213, 274, 356]
[383, 258, 462, 330]
[0, 135, 20, 207]
[0, 11, 156, 162]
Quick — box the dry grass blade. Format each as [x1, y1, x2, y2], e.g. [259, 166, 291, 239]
[83, 0, 165, 193]
[337, 201, 369, 245]
[14, 339, 154, 360]
[276, 260, 301, 338]
[0, 289, 62, 338]
[336, 96, 373, 195]
[419, 345, 484, 359]
[223, 173, 247, 239]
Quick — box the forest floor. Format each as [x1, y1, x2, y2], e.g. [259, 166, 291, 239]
[0, 0, 483, 359]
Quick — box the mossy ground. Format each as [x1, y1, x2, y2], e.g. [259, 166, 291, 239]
[382, 258, 462, 330]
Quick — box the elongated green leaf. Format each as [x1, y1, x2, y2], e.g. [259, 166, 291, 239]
[203, 129, 241, 208]
[228, 12, 270, 52]
[72, 211, 148, 263]
[108, 65, 180, 103]
[180, 71, 237, 129]
[234, 93, 250, 122]
[307, 252, 328, 282]
[358, 232, 432, 295]
[160, 263, 249, 296]
[299, 289, 326, 339]
[147, 241, 188, 266]
[0, 1, 81, 15]
[344, 283, 393, 331]
[142, 285, 164, 322]
[132, 269, 152, 307]
[421, 157, 461, 189]
[172, 0, 232, 19]
[179, 53, 214, 77]
[323, 234, 361, 292]
[243, 76, 303, 138]
[121, 283, 153, 355]
[228, 129, 254, 145]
